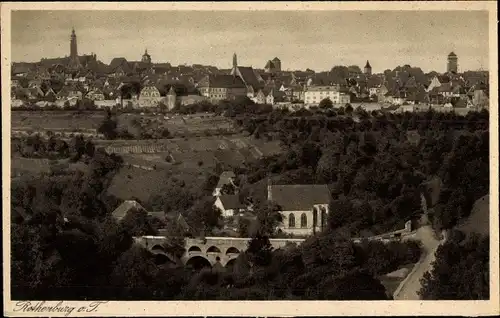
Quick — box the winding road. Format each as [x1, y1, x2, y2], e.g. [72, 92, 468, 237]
[393, 225, 445, 300]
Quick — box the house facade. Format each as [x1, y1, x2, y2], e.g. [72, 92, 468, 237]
[139, 85, 162, 107]
[86, 88, 105, 101]
[197, 75, 247, 102]
[268, 182, 332, 236]
[214, 195, 246, 218]
[304, 85, 350, 105]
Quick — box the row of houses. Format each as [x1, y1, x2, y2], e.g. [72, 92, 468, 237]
[11, 51, 489, 110]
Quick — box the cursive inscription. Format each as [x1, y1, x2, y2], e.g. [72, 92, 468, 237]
[13, 301, 108, 316]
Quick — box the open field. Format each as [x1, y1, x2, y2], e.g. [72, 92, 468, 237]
[99, 135, 283, 170]
[106, 164, 208, 203]
[11, 156, 88, 177]
[12, 111, 105, 131]
[11, 111, 237, 138]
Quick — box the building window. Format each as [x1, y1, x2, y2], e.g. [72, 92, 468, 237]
[300, 213, 307, 228]
[320, 207, 327, 230]
[288, 213, 295, 228]
[313, 208, 318, 228]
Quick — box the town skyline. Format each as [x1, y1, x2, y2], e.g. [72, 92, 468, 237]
[12, 10, 489, 73]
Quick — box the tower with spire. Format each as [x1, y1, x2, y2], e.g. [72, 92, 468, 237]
[233, 53, 238, 68]
[364, 60, 372, 76]
[142, 49, 152, 64]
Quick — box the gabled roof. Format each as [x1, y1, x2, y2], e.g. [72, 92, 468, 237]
[218, 195, 246, 210]
[109, 57, 129, 69]
[112, 200, 146, 220]
[198, 74, 246, 88]
[265, 60, 275, 69]
[269, 184, 331, 211]
[438, 82, 452, 92]
[236, 66, 264, 89]
[12, 63, 34, 75]
[216, 171, 235, 189]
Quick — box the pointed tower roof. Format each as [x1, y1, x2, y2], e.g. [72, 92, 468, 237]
[448, 51, 457, 57]
[167, 86, 176, 96]
[365, 60, 371, 69]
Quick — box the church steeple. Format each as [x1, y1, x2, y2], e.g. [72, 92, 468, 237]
[233, 53, 238, 68]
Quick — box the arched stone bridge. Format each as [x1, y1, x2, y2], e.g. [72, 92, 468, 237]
[133, 236, 306, 269]
[134, 222, 416, 269]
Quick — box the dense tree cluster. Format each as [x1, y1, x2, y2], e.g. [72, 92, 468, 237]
[233, 108, 488, 236]
[12, 134, 95, 162]
[419, 231, 489, 300]
[11, 103, 489, 300]
[11, 149, 131, 299]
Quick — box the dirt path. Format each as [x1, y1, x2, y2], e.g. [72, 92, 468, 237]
[393, 226, 444, 300]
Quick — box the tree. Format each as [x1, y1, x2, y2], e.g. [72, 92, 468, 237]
[319, 98, 333, 109]
[120, 208, 158, 237]
[246, 234, 274, 267]
[253, 200, 283, 237]
[330, 66, 349, 82]
[345, 103, 354, 114]
[185, 197, 222, 235]
[220, 183, 236, 195]
[320, 269, 389, 300]
[98, 109, 118, 140]
[419, 233, 489, 300]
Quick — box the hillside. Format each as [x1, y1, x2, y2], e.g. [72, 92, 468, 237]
[456, 194, 490, 236]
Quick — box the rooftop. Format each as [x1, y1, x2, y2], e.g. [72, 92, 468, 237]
[269, 184, 331, 211]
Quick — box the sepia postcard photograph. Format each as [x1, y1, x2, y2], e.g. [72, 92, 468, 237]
[2, 1, 499, 317]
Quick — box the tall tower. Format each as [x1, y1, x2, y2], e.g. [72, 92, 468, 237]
[364, 60, 372, 76]
[69, 28, 81, 69]
[142, 49, 152, 64]
[447, 52, 458, 73]
[232, 53, 238, 68]
[70, 28, 78, 59]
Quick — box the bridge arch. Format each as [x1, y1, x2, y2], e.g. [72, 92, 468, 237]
[188, 246, 202, 253]
[186, 256, 212, 271]
[225, 258, 237, 271]
[151, 244, 166, 253]
[206, 246, 221, 254]
[226, 247, 240, 255]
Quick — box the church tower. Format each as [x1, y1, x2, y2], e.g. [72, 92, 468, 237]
[70, 28, 78, 58]
[142, 49, 152, 64]
[447, 52, 458, 74]
[364, 60, 372, 76]
[69, 28, 81, 68]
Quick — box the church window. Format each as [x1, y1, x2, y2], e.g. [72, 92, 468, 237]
[288, 213, 295, 228]
[300, 213, 307, 228]
[313, 208, 318, 227]
[320, 207, 327, 229]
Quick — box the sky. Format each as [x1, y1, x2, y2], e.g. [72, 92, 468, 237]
[11, 10, 489, 73]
